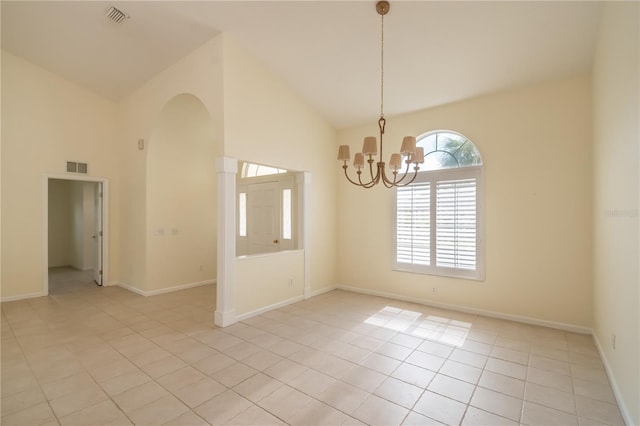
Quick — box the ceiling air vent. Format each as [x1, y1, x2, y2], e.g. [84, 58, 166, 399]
[105, 6, 129, 24]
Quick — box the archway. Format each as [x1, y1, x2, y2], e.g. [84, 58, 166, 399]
[146, 94, 218, 293]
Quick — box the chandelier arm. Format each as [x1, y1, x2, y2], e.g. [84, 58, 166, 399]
[363, 162, 385, 188]
[390, 159, 413, 185]
[380, 159, 407, 186]
[363, 179, 379, 189]
[359, 172, 378, 189]
[401, 168, 421, 186]
[357, 167, 378, 188]
[368, 163, 385, 187]
[367, 159, 377, 181]
[379, 162, 421, 187]
[380, 168, 396, 186]
[394, 167, 420, 187]
[343, 166, 367, 187]
[357, 172, 370, 187]
[382, 171, 397, 188]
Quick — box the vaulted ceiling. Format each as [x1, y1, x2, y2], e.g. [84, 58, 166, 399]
[1, 1, 602, 129]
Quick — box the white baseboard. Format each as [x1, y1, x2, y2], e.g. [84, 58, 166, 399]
[116, 279, 216, 297]
[0, 292, 45, 303]
[215, 309, 237, 327]
[592, 332, 634, 426]
[335, 284, 592, 334]
[311, 286, 337, 297]
[1, 279, 215, 302]
[235, 295, 305, 323]
[114, 281, 146, 296]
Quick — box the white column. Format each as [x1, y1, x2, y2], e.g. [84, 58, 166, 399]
[215, 157, 237, 327]
[298, 172, 312, 299]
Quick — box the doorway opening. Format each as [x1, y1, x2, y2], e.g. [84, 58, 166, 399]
[43, 174, 109, 295]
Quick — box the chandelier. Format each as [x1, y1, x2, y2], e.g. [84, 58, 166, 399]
[337, 1, 424, 188]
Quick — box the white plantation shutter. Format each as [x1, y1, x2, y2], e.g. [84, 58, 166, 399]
[394, 167, 483, 280]
[436, 178, 477, 270]
[396, 182, 430, 266]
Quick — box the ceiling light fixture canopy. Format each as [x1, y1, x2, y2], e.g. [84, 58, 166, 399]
[337, 1, 423, 188]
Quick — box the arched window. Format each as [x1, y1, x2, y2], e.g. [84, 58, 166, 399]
[419, 131, 483, 170]
[240, 162, 287, 178]
[394, 130, 484, 280]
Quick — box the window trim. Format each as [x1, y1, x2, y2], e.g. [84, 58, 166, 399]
[393, 165, 485, 281]
[238, 192, 247, 237]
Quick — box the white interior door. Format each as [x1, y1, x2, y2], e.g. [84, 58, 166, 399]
[247, 182, 279, 254]
[93, 182, 103, 285]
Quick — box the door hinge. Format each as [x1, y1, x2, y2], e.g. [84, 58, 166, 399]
[99, 231, 103, 237]
[99, 270, 103, 275]
[99, 192, 103, 198]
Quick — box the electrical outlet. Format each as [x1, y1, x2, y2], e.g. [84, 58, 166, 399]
[288, 278, 293, 287]
[432, 287, 437, 295]
[611, 333, 616, 350]
[199, 265, 203, 272]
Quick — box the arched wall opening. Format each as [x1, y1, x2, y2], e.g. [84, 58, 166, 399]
[146, 93, 218, 293]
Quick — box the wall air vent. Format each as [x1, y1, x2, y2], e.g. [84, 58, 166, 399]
[66, 161, 88, 174]
[105, 6, 129, 24]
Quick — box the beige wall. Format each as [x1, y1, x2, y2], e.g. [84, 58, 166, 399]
[337, 76, 593, 329]
[146, 94, 217, 291]
[592, 2, 639, 424]
[67, 181, 96, 271]
[222, 36, 338, 300]
[81, 182, 96, 271]
[117, 36, 225, 292]
[2, 33, 336, 316]
[1, 51, 119, 299]
[48, 179, 73, 267]
[235, 250, 305, 317]
[69, 182, 83, 269]
[117, 33, 337, 309]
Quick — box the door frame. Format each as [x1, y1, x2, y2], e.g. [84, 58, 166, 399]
[93, 181, 104, 285]
[43, 173, 109, 295]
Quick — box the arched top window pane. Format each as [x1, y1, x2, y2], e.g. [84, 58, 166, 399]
[417, 131, 482, 171]
[240, 162, 287, 178]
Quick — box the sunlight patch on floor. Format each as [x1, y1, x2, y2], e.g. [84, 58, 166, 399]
[365, 306, 471, 346]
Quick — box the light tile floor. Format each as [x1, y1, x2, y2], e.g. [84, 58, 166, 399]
[1, 267, 625, 425]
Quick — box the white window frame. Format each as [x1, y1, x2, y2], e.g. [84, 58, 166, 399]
[282, 188, 292, 241]
[393, 166, 484, 281]
[238, 192, 247, 237]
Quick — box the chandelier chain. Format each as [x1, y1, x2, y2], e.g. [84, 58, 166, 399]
[380, 12, 385, 118]
[336, 1, 423, 189]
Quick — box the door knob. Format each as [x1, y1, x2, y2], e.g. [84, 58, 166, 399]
[273, 239, 279, 244]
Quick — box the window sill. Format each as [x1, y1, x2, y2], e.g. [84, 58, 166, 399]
[393, 264, 484, 281]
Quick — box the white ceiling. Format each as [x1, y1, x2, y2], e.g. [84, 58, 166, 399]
[1, 1, 602, 129]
